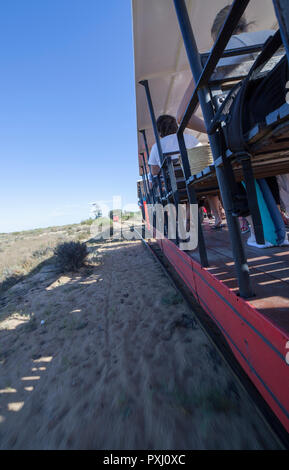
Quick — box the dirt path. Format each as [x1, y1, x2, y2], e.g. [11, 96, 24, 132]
[0, 239, 279, 449]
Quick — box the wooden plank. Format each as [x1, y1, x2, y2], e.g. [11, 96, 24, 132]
[189, 223, 289, 333]
[161, 235, 289, 434]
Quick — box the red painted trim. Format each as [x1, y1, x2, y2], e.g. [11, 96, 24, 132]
[159, 236, 289, 434]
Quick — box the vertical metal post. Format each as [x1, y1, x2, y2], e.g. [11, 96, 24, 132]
[139, 130, 156, 204]
[274, 0, 289, 60]
[138, 184, 145, 220]
[140, 129, 150, 164]
[141, 172, 148, 203]
[178, 134, 208, 267]
[173, 0, 253, 297]
[140, 80, 184, 243]
[139, 80, 170, 198]
[140, 152, 150, 203]
[139, 81, 164, 165]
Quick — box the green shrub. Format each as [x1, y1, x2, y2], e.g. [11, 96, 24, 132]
[54, 241, 88, 272]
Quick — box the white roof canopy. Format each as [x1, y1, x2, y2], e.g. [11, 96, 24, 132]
[132, 0, 277, 173]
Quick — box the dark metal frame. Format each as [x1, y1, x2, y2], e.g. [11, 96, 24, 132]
[139, 129, 164, 204]
[274, 0, 289, 60]
[174, 0, 254, 297]
[137, 0, 289, 298]
[140, 80, 180, 243]
[139, 130, 157, 204]
[139, 79, 209, 260]
[137, 180, 145, 220]
[140, 153, 149, 202]
[173, 0, 289, 297]
[139, 80, 171, 201]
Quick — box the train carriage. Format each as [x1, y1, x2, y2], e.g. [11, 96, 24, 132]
[133, 0, 289, 437]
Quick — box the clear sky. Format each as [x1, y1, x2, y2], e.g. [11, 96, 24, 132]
[0, 0, 139, 233]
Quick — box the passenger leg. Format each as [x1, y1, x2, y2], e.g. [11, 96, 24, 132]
[277, 174, 289, 226]
[207, 195, 223, 228]
[246, 215, 273, 248]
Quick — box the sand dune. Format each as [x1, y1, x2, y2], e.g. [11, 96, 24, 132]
[0, 238, 279, 449]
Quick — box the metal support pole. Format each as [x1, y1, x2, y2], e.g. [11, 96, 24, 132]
[139, 80, 170, 198]
[174, 0, 253, 298]
[140, 152, 150, 203]
[156, 175, 163, 203]
[138, 187, 145, 221]
[140, 80, 177, 241]
[141, 172, 148, 203]
[178, 133, 209, 267]
[140, 129, 150, 163]
[139, 129, 156, 204]
[274, 0, 289, 61]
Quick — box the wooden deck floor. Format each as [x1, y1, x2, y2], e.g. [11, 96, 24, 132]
[189, 221, 289, 335]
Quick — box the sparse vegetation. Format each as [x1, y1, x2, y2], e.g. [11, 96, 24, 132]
[94, 217, 113, 227]
[54, 241, 88, 272]
[0, 221, 93, 293]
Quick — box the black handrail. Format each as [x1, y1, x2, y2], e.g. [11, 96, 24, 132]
[177, 0, 251, 135]
[174, 0, 253, 297]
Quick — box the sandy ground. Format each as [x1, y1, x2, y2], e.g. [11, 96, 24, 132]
[0, 237, 280, 449]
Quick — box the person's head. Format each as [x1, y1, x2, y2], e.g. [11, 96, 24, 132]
[156, 114, 178, 138]
[211, 5, 249, 43]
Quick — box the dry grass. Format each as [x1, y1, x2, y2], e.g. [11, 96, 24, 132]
[0, 223, 92, 294]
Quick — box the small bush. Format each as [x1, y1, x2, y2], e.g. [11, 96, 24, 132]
[54, 241, 88, 272]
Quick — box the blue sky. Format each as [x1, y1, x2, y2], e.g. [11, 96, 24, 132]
[0, 0, 139, 233]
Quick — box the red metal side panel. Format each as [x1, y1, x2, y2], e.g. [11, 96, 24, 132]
[161, 237, 198, 299]
[160, 237, 289, 434]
